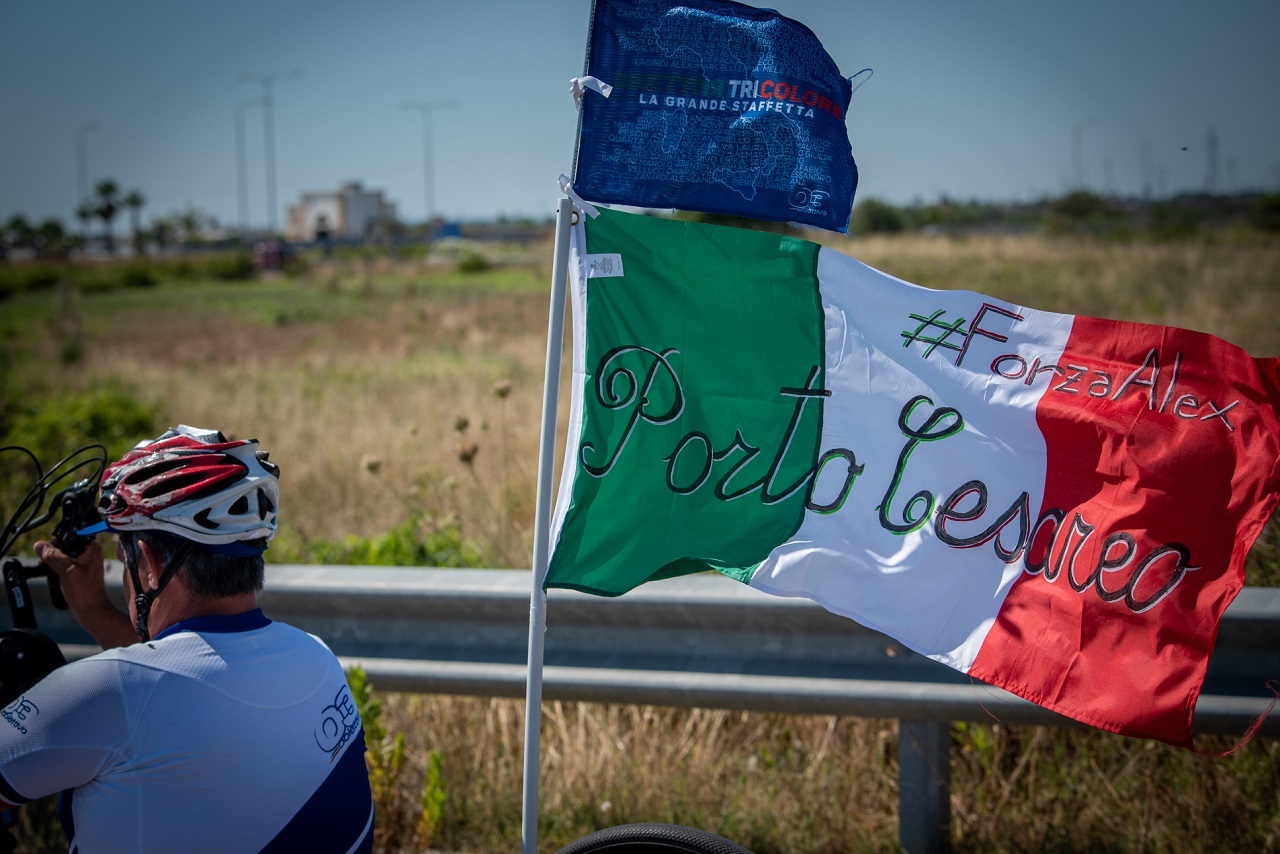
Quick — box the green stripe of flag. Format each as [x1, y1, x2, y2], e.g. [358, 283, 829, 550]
[546, 209, 825, 595]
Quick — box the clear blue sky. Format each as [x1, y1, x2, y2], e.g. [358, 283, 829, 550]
[3, 0, 1278, 229]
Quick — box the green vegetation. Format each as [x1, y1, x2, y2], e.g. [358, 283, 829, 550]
[0, 252, 259, 302]
[851, 197, 907, 234]
[348, 666, 449, 852]
[273, 513, 485, 568]
[455, 250, 492, 274]
[1251, 194, 1280, 233]
[674, 190, 1280, 244]
[848, 191, 1280, 241]
[0, 263, 61, 299]
[0, 385, 155, 462]
[0, 386, 156, 557]
[354, 691, 1280, 853]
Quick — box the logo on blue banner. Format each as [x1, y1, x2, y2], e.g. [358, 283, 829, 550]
[572, 0, 858, 232]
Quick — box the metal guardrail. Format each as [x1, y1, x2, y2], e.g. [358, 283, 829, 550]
[28, 563, 1280, 853]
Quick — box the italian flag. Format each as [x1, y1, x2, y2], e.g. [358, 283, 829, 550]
[545, 207, 1280, 747]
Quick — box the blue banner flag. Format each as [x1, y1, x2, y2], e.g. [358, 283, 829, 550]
[571, 0, 858, 232]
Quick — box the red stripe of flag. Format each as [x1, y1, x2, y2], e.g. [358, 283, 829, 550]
[969, 316, 1280, 745]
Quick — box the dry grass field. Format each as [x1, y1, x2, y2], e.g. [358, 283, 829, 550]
[3, 230, 1280, 852]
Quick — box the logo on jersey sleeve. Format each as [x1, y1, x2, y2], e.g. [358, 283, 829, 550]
[2, 697, 39, 735]
[314, 685, 360, 760]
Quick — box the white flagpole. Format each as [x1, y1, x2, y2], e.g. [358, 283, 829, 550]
[522, 196, 575, 854]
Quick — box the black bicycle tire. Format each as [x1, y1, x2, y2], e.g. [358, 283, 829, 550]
[556, 822, 755, 854]
[0, 628, 67, 707]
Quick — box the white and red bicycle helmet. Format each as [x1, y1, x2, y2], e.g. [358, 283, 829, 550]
[82, 425, 279, 553]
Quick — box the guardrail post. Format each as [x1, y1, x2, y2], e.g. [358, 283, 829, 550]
[898, 718, 952, 854]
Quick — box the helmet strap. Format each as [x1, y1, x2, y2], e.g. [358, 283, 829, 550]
[121, 535, 195, 643]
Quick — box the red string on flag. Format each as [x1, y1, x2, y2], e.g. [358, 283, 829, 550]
[1193, 679, 1280, 757]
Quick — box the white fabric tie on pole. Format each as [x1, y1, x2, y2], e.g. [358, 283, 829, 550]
[521, 196, 576, 854]
[569, 75, 613, 106]
[558, 174, 600, 220]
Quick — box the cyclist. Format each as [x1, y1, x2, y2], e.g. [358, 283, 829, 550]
[0, 425, 373, 852]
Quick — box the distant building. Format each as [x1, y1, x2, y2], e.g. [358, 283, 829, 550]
[285, 181, 397, 241]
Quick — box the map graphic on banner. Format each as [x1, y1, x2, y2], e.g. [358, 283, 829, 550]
[544, 208, 1280, 747]
[571, 0, 858, 232]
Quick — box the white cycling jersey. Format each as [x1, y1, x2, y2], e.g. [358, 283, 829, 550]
[0, 610, 373, 853]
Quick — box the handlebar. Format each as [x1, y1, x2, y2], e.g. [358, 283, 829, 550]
[1, 447, 106, 628]
[0, 445, 106, 841]
[2, 477, 102, 624]
[41, 478, 101, 610]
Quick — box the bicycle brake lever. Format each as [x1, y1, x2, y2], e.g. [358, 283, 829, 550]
[39, 481, 102, 612]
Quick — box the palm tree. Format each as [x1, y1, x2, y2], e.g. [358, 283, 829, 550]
[123, 190, 146, 255]
[177, 207, 203, 244]
[2, 214, 33, 259]
[35, 218, 69, 259]
[94, 179, 120, 255]
[75, 201, 96, 254]
[151, 217, 173, 252]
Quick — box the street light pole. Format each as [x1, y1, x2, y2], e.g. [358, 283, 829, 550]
[400, 99, 458, 224]
[239, 70, 302, 233]
[75, 121, 101, 246]
[1071, 117, 1098, 190]
[235, 98, 265, 233]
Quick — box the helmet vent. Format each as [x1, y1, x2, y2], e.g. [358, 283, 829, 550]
[124, 459, 185, 485]
[257, 487, 274, 519]
[193, 508, 218, 529]
[229, 495, 250, 516]
[256, 453, 280, 478]
[141, 471, 209, 499]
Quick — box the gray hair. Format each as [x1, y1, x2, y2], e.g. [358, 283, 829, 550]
[125, 531, 266, 599]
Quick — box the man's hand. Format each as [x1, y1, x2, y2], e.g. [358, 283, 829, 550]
[33, 540, 136, 650]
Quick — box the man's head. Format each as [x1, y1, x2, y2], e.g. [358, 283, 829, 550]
[117, 530, 267, 599]
[82, 425, 281, 640]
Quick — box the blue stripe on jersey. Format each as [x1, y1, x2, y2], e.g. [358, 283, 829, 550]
[153, 609, 272, 641]
[258, 727, 373, 854]
[58, 787, 74, 848]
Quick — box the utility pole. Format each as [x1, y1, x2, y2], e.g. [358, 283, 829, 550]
[400, 99, 458, 224]
[1205, 127, 1220, 194]
[1071, 117, 1097, 190]
[1141, 139, 1153, 200]
[75, 121, 101, 205]
[235, 98, 264, 233]
[75, 121, 101, 246]
[239, 70, 302, 232]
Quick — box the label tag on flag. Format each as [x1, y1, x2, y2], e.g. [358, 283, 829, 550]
[584, 254, 625, 278]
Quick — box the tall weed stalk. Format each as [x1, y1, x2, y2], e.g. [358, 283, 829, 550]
[347, 667, 450, 852]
